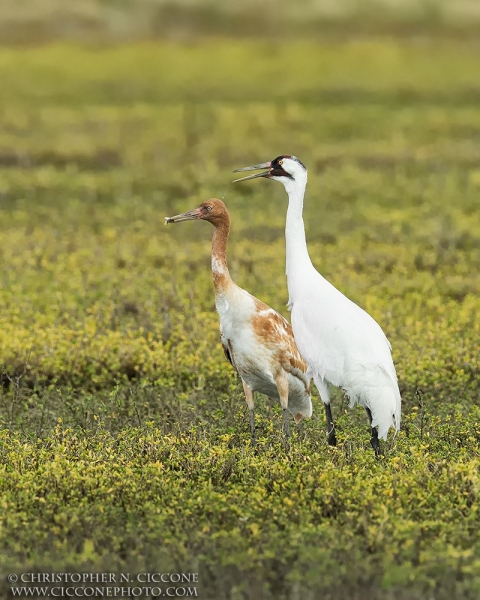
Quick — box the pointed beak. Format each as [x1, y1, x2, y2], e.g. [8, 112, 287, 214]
[232, 161, 271, 183]
[164, 208, 202, 225]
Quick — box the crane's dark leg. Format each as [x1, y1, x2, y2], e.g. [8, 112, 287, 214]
[315, 379, 336, 446]
[282, 408, 291, 438]
[365, 407, 380, 458]
[249, 409, 256, 446]
[325, 403, 337, 446]
[242, 380, 256, 446]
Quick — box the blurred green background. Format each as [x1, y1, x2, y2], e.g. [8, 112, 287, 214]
[0, 2, 480, 600]
[2, 0, 480, 43]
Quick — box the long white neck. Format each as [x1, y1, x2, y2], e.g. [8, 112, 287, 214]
[283, 173, 314, 290]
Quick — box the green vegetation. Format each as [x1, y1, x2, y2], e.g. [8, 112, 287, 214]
[0, 40, 479, 598]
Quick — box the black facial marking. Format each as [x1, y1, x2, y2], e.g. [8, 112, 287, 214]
[271, 168, 293, 179]
[269, 155, 307, 179]
[272, 155, 290, 166]
[270, 155, 293, 179]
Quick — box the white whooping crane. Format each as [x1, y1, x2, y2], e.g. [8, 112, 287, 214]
[233, 156, 401, 455]
[165, 198, 312, 445]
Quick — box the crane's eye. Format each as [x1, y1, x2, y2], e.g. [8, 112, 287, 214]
[206, 206, 212, 211]
[278, 159, 283, 165]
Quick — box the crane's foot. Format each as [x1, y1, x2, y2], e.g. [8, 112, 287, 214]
[325, 403, 337, 446]
[249, 408, 256, 447]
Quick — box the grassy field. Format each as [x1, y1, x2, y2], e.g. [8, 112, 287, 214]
[0, 40, 480, 598]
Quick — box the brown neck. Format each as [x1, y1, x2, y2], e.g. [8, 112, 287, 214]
[211, 214, 233, 291]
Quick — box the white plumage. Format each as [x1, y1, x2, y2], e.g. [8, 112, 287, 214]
[234, 156, 401, 452]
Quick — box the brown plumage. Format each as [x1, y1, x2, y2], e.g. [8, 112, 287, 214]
[165, 198, 312, 444]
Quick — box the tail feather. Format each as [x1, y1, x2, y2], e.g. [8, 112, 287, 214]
[344, 368, 401, 441]
[311, 364, 401, 441]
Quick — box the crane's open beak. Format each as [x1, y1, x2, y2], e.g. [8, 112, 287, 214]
[164, 207, 202, 225]
[232, 161, 271, 183]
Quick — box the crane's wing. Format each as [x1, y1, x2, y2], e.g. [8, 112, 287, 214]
[292, 295, 396, 384]
[291, 289, 401, 438]
[250, 297, 310, 391]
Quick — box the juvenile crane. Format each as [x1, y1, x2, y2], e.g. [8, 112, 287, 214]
[165, 198, 312, 444]
[233, 156, 401, 454]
